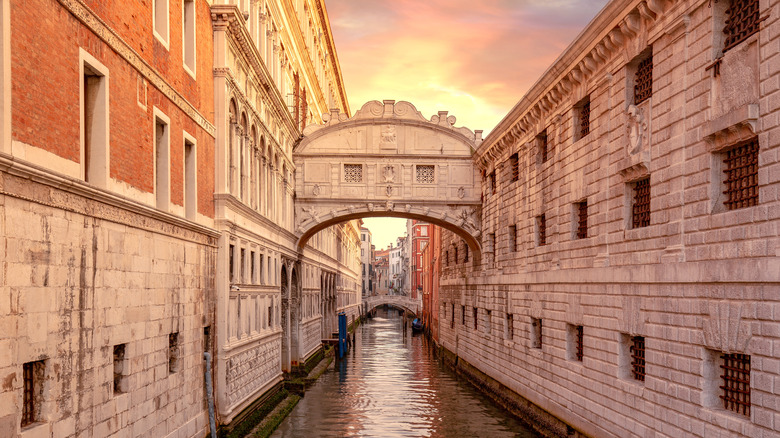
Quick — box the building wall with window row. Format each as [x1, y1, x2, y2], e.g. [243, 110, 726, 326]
[440, 0, 780, 436]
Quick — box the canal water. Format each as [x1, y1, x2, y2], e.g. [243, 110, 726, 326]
[271, 308, 539, 437]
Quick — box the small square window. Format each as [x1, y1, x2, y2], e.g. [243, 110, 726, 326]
[634, 53, 653, 105]
[575, 96, 591, 141]
[720, 353, 751, 416]
[575, 200, 588, 239]
[344, 164, 362, 183]
[531, 318, 542, 349]
[509, 153, 519, 182]
[722, 137, 759, 210]
[416, 165, 435, 184]
[620, 334, 645, 382]
[567, 324, 583, 361]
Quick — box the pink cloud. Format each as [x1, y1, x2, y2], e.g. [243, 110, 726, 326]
[326, 0, 609, 133]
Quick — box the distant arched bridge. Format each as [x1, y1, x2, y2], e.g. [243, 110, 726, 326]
[364, 294, 423, 317]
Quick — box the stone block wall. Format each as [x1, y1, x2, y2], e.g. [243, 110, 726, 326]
[445, 0, 780, 436]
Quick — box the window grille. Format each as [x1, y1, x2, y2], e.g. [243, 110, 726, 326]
[538, 214, 547, 246]
[723, 0, 760, 53]
[344, 164, 362, 183]
[461, 305, 465, 326]
[451, 304, 455, 329]
[510, 153, 519, 182]
[509, 225, 517, 252]
[634, 55, 653, 105]
[579, 99, 591, 139]
[22, 362, 35, 427]
[532, 318, 542, 348]
[473, 307, 478, 330]
[575, 325, 584, 361]
[630, 336, 645, 381]
[720, 353, 750, 416]
[539, 132, 550, 163]
[416, 165, 435, 184]
[507, 314, 514, 340]
[723, 138, 759, 210]
[169, 332, 179, 374]
[577, 200, 588, 239]
[632, 178, 651, 228]
[489, 171, 497, 194]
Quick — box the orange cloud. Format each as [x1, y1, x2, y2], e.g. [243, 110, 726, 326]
[327, 0, 609, 134]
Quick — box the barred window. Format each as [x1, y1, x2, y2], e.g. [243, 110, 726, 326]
[445, 250, 449, 266]
[532, 318, 542, 348]
[576, 200, 588, 239]
[575, 325, 584, 361]
[416, 165, 435, 184]
[510, 153, 519, 182]
[537, 214, 547, 246]
[344, 164, 362, 183]
[113, 344, 126, 394]
[630, 336, 645, 382]
[450, 303, 455, 329]
[168, 332, 179, 374]
[453, 244, 458, 264]
[489, 233, 496, 256]
[506, 313, 514, 340]
[720, 353, 751, 416]
[538, 131, 550, 163]
[473, 307, 478, 330]
[723, 0, 760, 53]
[22, 360, 45, 428]
[723, 138, 759, 210]
[489, 170, 497, 194]
[634, 54, 653, 105]
[462, 240, 469, 262]
[576, 96, 591, 140]
[461, 305, 466, 326]
[632, 178, 650, 229]
[509, 225, 517, 252]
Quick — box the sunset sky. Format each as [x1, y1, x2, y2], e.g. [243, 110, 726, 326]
[326, 0, 610, 249]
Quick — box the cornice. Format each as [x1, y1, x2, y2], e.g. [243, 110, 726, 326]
[314, 0, 350, 115]
[211, 4, 299, 139]
[475, 0, 679, 170]
[57, 0, 216, 137]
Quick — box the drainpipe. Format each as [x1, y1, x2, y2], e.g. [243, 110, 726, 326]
[204, 352, 218, 438]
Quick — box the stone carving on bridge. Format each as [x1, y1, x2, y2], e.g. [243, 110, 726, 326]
[382, 165, 396, 183]
[385, 185, 393, 197]
[381, 125, 397, 149]
[312, 184, 321, 196]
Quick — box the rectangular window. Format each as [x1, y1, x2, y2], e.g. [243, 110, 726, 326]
[627, 335, 645, 382]
[538, 131, 550, 163]
[22, 360, 45, 428]
[344, 164, 362, 182]
[723, 0, 760, 53]
[203, 326, 211, 353]
[576, 200, 588, 239]
[421, 226, 428, 237]
[508, 225, 517, 252]
[567, 324, 583, 361]
[720, 353, 751, 416]
[509, 153, 519, 182]
[240, 248, 246, 283]
[168, 332, 179, 374]
[532, 318, 542, 349]
[81, 54, 109, 187]
[485, 310, 491, 334]
[473, 307, 478, 330]
[536, 214, 546, 246]
[416, 165, 435, 183]
[506, 313, 514, 340]
[184, 135, 197, 219]
[575, 96, 591, 140]
[154, 111, 171, 211]
[463, 241, 469, 262]
[445, 250, 449, 266]
[229, 244, 235, 283]
[113, 344, 126, 395]
[182, 0, 196, 75]
[461, 305, 465, 326]
[153, 0, 170, 47]
[453, 245, 458, 264]
[489, 170, 496, 194]
[450, 303, 455, 329]
[632, 178, 651, 228]
[489, 233, 496, 257]
[722, 137, 759, 210]
[251, 251, 256, 283]
[634, 54, 653, 104]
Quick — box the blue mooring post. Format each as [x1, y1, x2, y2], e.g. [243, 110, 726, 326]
[338, 312, 347, 358]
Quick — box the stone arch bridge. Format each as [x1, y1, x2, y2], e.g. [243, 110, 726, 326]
[364, 294, 423, 317]
[293, 100, 484, 258]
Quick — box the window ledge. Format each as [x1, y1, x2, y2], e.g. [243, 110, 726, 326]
[703, 104, 758, 152]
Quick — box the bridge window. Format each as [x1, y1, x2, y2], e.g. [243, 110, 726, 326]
[531, 318, 542, 349]
[631, 177, 651, 229]
[416, 165, 435, 184]
[343, 164, 363, 183]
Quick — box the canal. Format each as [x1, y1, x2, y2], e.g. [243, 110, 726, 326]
[271, 307, 539, 437]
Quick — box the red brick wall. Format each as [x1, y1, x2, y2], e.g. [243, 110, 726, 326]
[11, 0, 214, 217]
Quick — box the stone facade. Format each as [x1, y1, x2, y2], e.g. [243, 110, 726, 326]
[441, 0, 780, 436]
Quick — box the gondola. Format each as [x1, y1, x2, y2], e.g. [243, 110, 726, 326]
[411, 318, 423, 334]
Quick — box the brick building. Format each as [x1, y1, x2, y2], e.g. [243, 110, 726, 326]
[408, 220, 430, 299]
[420, 224, 440, 341]
[439, 0, 780, 436]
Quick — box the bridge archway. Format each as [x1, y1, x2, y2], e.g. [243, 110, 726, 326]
[293, 100, 484, 258]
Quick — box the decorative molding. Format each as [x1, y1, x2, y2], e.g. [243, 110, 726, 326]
[703, 104, 759, 152]
[57, 0, 216, 137]
[702, 301, 752, 353]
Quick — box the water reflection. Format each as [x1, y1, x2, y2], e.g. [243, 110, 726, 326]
[271, 308, 539, 437]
